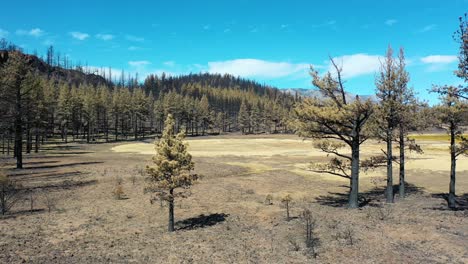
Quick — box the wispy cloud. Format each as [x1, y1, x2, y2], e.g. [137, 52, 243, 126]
[280, 24, 288, 29]
[223, 28, 231, 33]
[126, 35, 144, 42]
[129, 60, 151, 67]
[420, 55, 457, 72]
[328, 54, 383, 78]
[385, 19, 398, 26]
[421, 55, 457, 64]
[128, 46, 142, 51]
[16, 28, 45, 37]
[207, 59, 309, 78]
[419, 24, 436, 33]
[0, 28, 9, 38]
[163, 61, 175, 67]
[203, 24, 211, 30]
[70, 31, 90, 40]
[311, 20, 337, 29]
[96, 34, 114, 40]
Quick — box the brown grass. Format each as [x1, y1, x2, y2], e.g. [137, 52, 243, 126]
[0, 134, 467, 263]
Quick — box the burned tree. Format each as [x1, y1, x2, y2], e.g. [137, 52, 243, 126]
[294, 58, 373, 208]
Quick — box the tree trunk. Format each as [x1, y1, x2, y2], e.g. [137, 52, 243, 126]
[448, 121, 457, 209]
[134, 115, 138, 140]
[168, 189, 175, 232]
[349, 140, 360, 208]
[15, 87, 23, 169]
[115, 114, 118, 141]
[399, 125, 405, 199]
[386, 128, 394, 203]
[34, 128, 39, 153]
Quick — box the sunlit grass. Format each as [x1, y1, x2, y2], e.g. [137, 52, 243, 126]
[408, 134, 467, 142]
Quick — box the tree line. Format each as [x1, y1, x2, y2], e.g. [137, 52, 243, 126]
[0, 47, 296, 169]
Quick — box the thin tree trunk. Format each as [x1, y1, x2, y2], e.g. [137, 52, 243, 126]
[349, 140, 360, 208]
[448, 121, 457, 209]
[34, 128, 39, 153]
[15, 87, 23, 169]
[399, 125, 405, 199]
[134, 115, 138, 140]
[168, 189, 175, 232]
[386, 128, 394, 203]
[115, 114, 118, 141]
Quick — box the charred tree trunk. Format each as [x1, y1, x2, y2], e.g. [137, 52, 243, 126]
[14, 85, 23, 169]
[168, 188, 175, 232]
[114, 114, 118, 141]
[448, 121, 457, 209]
[399, 125, 405, 199]
[386, 127, 394, 203]
[349, 137, 360, 209]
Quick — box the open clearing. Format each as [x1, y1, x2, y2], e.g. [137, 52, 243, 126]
[1, 134, 468, 263]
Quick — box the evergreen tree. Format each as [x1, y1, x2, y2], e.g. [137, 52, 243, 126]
[374, 46, 401, 203]
[238, 100, 250, 134]
[294, 59, 373, 208]
[145, 114, 199, 232]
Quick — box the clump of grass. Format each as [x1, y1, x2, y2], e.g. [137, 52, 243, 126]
[113, 176, 125, 200]
[264, 194, 273, 205]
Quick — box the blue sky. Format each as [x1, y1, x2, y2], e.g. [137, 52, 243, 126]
[1, 0, 467, 104]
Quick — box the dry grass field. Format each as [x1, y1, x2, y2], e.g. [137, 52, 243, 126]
[1, 134, 467, 263]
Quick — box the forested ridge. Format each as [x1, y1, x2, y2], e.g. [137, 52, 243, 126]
[0, 41, 297, 167]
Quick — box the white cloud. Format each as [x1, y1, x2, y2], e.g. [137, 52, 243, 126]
[203, 25, 211, 30]
[280, 24, 288, 29]
[223, 28, 231, 33]
[207, 59, 309, 78]
[129, 60, 151, 67]
[420, 24, 436, 33]
[96, 34, 114, 40]
[128, 46, 142, 51]
[420, 55, 457, 64]
[70, 31, 89, 40]
[0, 28, 9, 38]
[328, 54, 383, 78]
[126, 35, 144, 42]
[16, 28, 45, 37]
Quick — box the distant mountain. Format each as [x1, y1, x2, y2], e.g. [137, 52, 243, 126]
[282, 88, 376, 102]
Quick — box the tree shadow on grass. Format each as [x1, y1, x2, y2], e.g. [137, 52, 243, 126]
[315, 182, 425, 208]
[176, 213, 229, 231]
[0, 209, 46, 219]
[429, 193, 468, 211]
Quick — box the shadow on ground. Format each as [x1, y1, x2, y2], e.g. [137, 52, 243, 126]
[429, 193, 468, 211]
[175, 213, 229, 230]
[314, 182, 425, 208]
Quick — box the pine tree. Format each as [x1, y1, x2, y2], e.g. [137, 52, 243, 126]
[432, 86, 467, 209]
[145, 114, 199, 232]
[294, 59, 373, 208]
[374, 46, 401, 203]
[238, 100, 249, 134]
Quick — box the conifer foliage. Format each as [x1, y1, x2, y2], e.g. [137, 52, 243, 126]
[145, 114, 199, 232]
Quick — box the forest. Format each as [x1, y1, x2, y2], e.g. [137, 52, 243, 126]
[0, 42, 296, 169]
